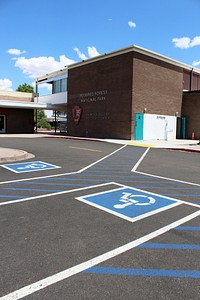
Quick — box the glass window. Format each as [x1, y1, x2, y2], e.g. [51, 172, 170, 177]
[53, 80, 60, 93]
[60, 78, 67, 92]
[53, 79, 67, 93]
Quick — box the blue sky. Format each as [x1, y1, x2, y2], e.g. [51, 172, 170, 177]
[1, 0, 200, 92]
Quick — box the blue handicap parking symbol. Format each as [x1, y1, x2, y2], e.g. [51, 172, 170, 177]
[1, 161, 61, 173]
[76, 186, 180, 222]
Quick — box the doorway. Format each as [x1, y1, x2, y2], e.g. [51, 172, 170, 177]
[134, 113, 144, 140]
[0, 115, 6, 133]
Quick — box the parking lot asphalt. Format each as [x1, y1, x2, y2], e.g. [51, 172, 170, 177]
[0, 133, 200, 163]
[0, 135, 199, 300]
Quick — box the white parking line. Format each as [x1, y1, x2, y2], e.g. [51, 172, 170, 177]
[131, 147, 200, 187]
[0, 182, 122, 207]
[0, 144, 127, 185]
[135, 170, 200, 187]
[1, 210, 200, 300]
[131, 147, 150, 172]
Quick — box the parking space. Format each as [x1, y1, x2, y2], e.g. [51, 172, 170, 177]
[0, 138, 199, 299]
[0, 138, 121, 181]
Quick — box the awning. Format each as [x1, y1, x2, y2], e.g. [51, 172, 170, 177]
[0, 100, 67, 111]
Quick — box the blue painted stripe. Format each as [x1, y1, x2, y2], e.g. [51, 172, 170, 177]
[3, 187, 64, 192]
[138, 243, 200, 250]
[174, 226, 200, 231]
[17, 182, 90, 187]
[90, 168, 131, 171]
[84, 173, 148, 178]
[43, 177, 184, 185]
[0, 195, 24, 199]
[36, 178, 185, 186]
[20, 178, 110, 183]
[164, 194, 200, 197]
[84, 266, 200, 278]
[137, 187, 200, 190]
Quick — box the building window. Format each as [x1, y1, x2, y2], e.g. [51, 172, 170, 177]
[53, 78, 67, 93]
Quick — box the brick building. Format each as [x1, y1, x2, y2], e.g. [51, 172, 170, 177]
[1, 45, 200, 138]
[67, 48, 184, 139]
[0, 91, 35, 134]
[64, 46, 199, 139]
[0, 90, 65, 134]
[182, 91, 200, 139]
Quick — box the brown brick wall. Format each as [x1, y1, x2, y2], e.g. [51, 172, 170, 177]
[67, 53, 133, 139]
[0, 108, 34, 133]
[132, 53, 183, 137]
[67, 50, 184, 140]
[182, 92, 200, 139]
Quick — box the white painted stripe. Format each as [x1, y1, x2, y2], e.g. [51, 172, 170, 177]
[120, 184, 199, 206]
[131, 147, 150, 172]
[0, 144, 126, 185]
[1, 210, 200, 300]
[1, 161, 61, 174]
[76, 184, 184, 222]
[78, 144, 127, 173]
[76, 195, 181, 222]
[134, 170, 200, 187]
[131, 147, 200, 187]
[0, 182, 120, 207]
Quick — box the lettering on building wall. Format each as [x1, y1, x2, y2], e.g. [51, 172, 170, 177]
[86, 112, 110, 120]
[80, 90, 108, 103]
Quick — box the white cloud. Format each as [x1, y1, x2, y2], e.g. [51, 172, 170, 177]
[87, 46, 100, 57]
[192, 60, 200, 67]
[190, 36, 200, 47]
[128, 21, 136, 28]
[172, 37, 190, 49]
[74, 46, 100, 60]
[7, 48, 26, 55]
[0, 78, 13, 91]
[74, 48, 87, 60]
[11, 46, 100, 82]
[14, 55, 76, 79]
[172, 36, 200, 49]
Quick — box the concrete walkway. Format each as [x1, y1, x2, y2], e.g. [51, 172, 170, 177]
[0, 147, 34, 163]
[0, 133, 199, 163]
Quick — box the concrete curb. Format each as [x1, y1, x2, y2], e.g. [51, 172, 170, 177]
[42, 135, 200, 153]
[0, 135, 199, 163]
[165, 148, 200, 153]
[42, 135, 103, 142]
[0, 148, 35, 163]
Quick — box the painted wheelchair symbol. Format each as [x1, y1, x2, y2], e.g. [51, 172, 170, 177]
[114, 192, 156, 209]
[17, 163, 47, 170]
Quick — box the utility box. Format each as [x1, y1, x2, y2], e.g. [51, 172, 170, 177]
[135, 113, 177, 140]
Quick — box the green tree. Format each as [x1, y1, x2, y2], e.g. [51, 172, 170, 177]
[16, 83, 51, 130]
[16, 83, 34, 93]
[34, 110, 51, 130]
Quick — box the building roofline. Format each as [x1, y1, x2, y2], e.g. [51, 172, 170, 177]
[68, 44, 200, 72]
[0, 90, 34, 99]
[0, 100, 67, 110]
[36, 44, 200, 82]
[0, 100, 47, 109]
[36, 68, 68, 83]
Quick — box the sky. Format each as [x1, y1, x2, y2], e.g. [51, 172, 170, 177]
[1, 0, 200, 93]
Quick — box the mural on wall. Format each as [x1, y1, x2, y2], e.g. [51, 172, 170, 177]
[72, 105, 82, 125]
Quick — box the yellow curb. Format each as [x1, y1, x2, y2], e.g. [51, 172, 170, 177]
[127, 142, 154, 147]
